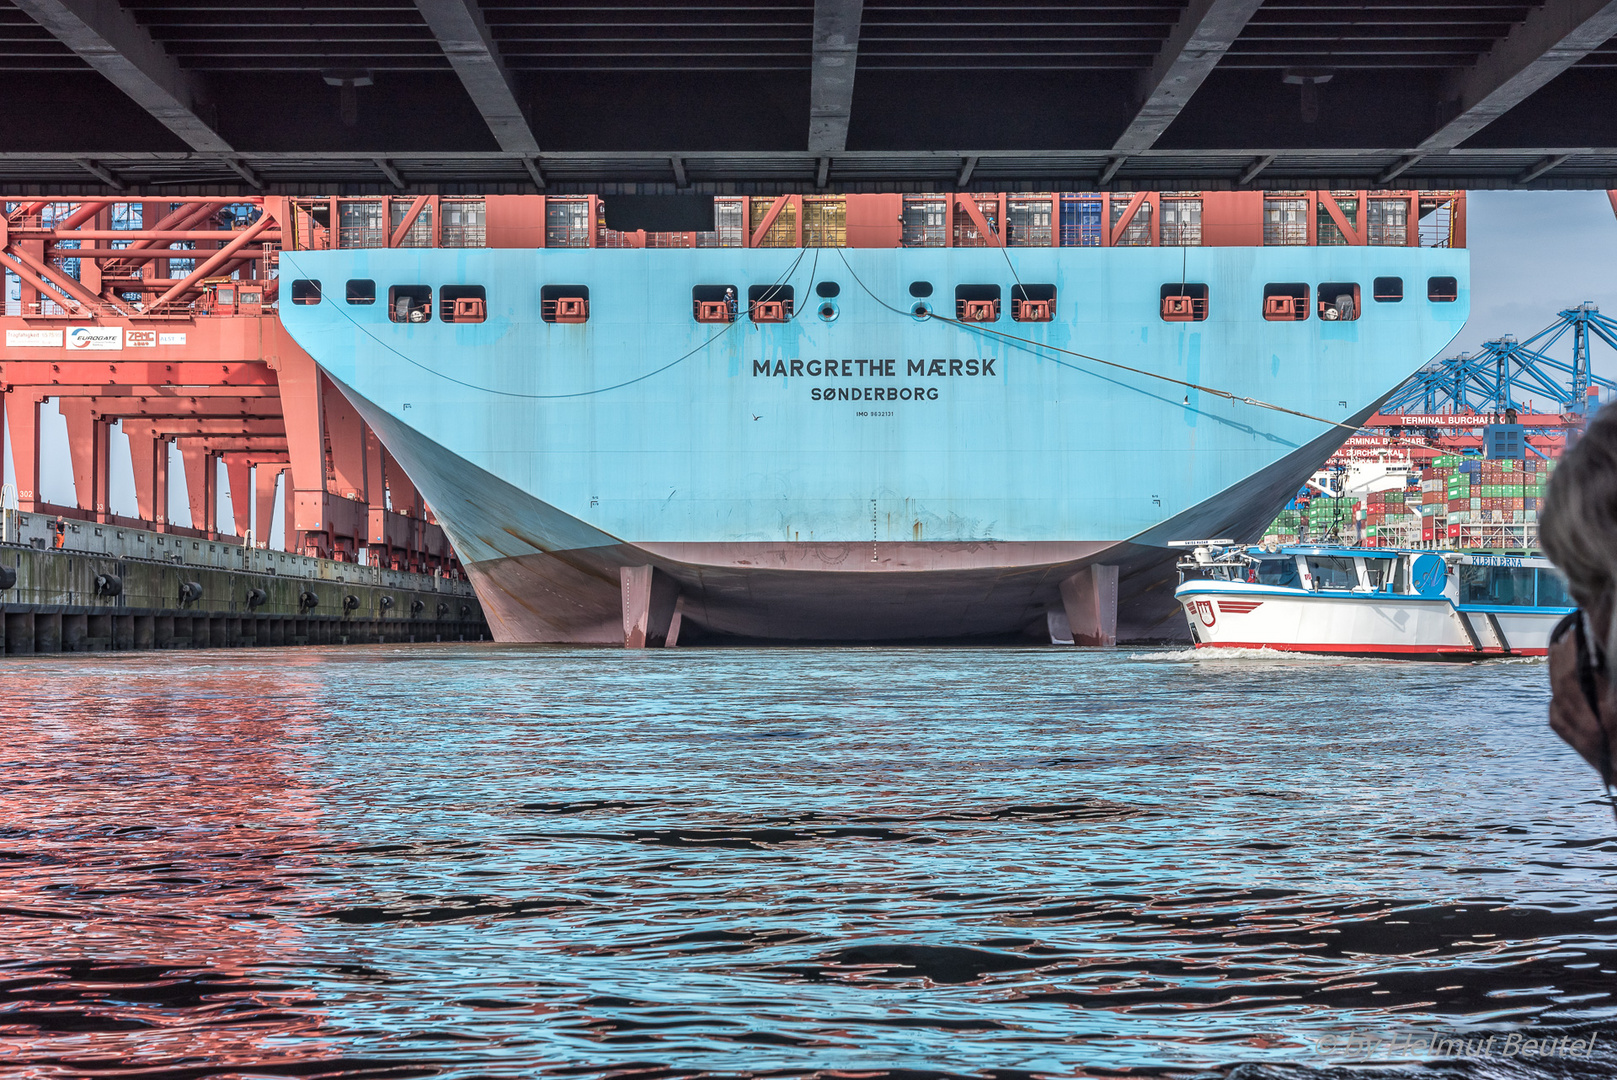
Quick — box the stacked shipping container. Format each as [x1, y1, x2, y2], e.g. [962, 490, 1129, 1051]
[280, 191, 1460, 254]
[1362, 487, 1415, 544]
[1261, 496, 1361, 546]
[1424, 455, 1553, 532]
[1259, 453, 1556, 550]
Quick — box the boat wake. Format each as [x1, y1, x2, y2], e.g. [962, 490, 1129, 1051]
[1134, 646, 1362, 663]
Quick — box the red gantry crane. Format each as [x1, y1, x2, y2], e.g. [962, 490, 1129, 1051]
[1, 197, 456, 572]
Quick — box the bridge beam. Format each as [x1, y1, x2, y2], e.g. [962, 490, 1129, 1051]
[413, 0, 540, 154]
[11, 0, 232, 153]
[1421, 0, 1617, 151]
[1112, 0, 1265, 153]
[807, 0, 864, 155]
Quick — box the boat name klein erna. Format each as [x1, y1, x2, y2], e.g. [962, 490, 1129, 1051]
[1173, 541, 1573, 660]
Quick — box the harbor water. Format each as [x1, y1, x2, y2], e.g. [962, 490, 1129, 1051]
[4, 645, 1616, 1078]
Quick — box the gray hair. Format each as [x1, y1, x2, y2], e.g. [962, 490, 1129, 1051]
[1540, 400, 1617, 639]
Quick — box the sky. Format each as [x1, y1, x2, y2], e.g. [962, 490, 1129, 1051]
[1464, 190, 1617, 373]
[6, 189, 1617, 542]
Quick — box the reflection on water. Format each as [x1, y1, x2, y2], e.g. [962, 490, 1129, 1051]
[2, 646, 1615, 1078]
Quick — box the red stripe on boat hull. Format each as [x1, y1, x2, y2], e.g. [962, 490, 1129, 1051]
[1196, 641, 1547, 659]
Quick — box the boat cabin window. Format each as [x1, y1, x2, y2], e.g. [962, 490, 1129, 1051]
[346, 279, 375, 305]
[1538, 568, 1573, 608]
[1390, 557, 1408, 593]
[1160, 283, 1209, 322]
[956, 284, 1001, 322]
[389, 285, 431, 323]
[693, 285, 738, 323]
[1373, 276, 1403, 302]
[909, 281, 933, 298]
[541, 284, 590, 323]
[1011, 283, 1056, 322]
[440, 285, 486, 323]
[1459, 564, 1536, 606]
[1305, 555, 1357, 590]
[1318, 282, 1359, 321]
[291, 279, 322, 305]
[816, 281, 840, 298]
[1252, 556, 1299, 587]
[748, 284, 794, 322]
[1263, 283, 1309, 321]
[1428, 276, 1458, 302]
[1362, 559, 1387, 589]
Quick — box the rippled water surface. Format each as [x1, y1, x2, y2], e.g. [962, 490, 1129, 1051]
[4, 645, 1617, 1079]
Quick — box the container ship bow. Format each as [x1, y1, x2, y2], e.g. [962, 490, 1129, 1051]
[277, 191, 1469, 646]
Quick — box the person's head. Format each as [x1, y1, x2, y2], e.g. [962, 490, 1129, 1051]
[1541, 401, 1617, 650]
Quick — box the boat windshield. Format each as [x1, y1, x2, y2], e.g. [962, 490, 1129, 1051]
[1252, 556, 1299, 587]
[1389, 557, 1408, 594]
[1459, 565, 1536, 606]
[1460, 564, 1574, 608]
[1538, 568, 1573, 608]
[1305, 555, 1358, 591]
[1180, 563, 1242, 582]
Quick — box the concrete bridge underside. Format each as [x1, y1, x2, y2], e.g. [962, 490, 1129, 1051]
[0, 0, 1614, 194]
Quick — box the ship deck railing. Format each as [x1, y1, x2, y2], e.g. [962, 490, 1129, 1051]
[279, 191, 1467, 253]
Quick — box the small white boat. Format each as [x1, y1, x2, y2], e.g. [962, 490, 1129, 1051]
[1172, 541, 1573, 659]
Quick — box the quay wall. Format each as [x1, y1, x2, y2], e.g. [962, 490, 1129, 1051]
[0, 512, 488, 655]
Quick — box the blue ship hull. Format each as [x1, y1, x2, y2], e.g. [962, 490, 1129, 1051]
[278, 245, 1468, 643]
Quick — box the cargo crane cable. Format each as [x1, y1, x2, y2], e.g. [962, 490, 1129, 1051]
[278, 248, 809, 400]
[832, 248, 1360, 432]
[994, 230, 1026, 294]
[835, 246, 1438, 453]
[771, 247, 818, 327]
[951, 306, 1445, 459]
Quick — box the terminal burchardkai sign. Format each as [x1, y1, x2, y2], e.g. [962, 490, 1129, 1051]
[1365, 412, 1575, 426]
